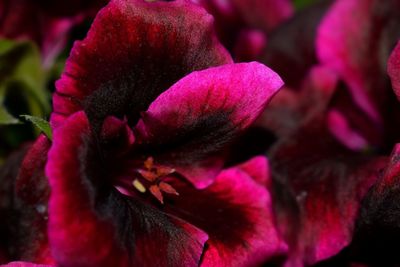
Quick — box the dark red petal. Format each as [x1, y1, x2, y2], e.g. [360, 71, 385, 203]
[258, 65, 338, 139]
[270, 114, 387, 266]
[0, 136, 53, 264]
[388, 41, 400, 101]
[0, 144, 30, 261]
[46, 111, 207, 267]
[261, 0, 333, 88]
[52, 0, 232, 129]
[348, 144, 400, 266]
[135, 62, 283, 188]
[163, 157, 287, 267]
[13, 135, 53, 264]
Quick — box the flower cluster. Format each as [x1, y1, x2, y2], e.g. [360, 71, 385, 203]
[1, 0, 400, 266]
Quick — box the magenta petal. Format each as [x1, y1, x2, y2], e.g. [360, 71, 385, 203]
[135, 62, 283, 188]
[46, 111, 208, 267]
[270, 115, 387, 266]
[388, 41, 400, 101]
[237, 155, 270, 186]
[327, 109, 369, 151]
[52, 0, 232, 129]
[316, 0, 400, 124]
[163, 157, 287, 267]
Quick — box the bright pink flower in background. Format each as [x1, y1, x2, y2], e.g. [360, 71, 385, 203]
[254, 0, 400, 265]
[317, 0, 400, 151]
[259, 66, 387, 267]
[318, 41, 400, 267]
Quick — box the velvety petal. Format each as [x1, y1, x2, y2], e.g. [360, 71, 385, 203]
[347, 144, 400, 266]
[261, 0, 333, 88]
[270, 115, 387, 266]
[13, 135, 53, 264]
[388, 41, 400, 101]
[135, 62, 283, 188]
[46, 111, 208, 267]
[52, 0, 232, 129]
[265, 66, 388, 266]
[0, 136, 53, 264]
[0, 145, 30, 261]
[317, 0, 400, 130]
[162, 156, 287, 267]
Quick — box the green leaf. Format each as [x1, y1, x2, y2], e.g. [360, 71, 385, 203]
[0, 106, 20, 124]
[0, 39, 50, 117]
[20, 115, 52, 140]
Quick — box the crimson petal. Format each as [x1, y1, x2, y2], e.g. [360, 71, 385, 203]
[162, 156, 287, 267]
[134, 62, 283, 188]
[45, 112, 208, 267]
[52, 0, 232, 129]
[270, 118, 387, 266]
[0, 136, 53, 264]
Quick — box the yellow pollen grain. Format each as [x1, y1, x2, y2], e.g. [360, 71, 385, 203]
[132, 179, 146, 193]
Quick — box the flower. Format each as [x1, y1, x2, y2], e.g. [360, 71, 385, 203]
[252, 0, 400, 265]
[2, 0, 287, 266]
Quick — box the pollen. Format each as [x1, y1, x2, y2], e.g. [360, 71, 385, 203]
[132, 156, 179, 204]
[132, 179, 146, 193]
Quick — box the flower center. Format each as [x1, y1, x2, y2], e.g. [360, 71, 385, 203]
[132, 157, 179, 204]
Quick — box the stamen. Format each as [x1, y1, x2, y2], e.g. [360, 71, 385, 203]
[144, 156, 154, 170]
[156, 166, 176, 177]
[137, 169, 158, 182]
[132, 179, 146, 193]
[149, 185, 164, 204]
[159, 182, 179, 195]
[132, 156, 179, 204]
